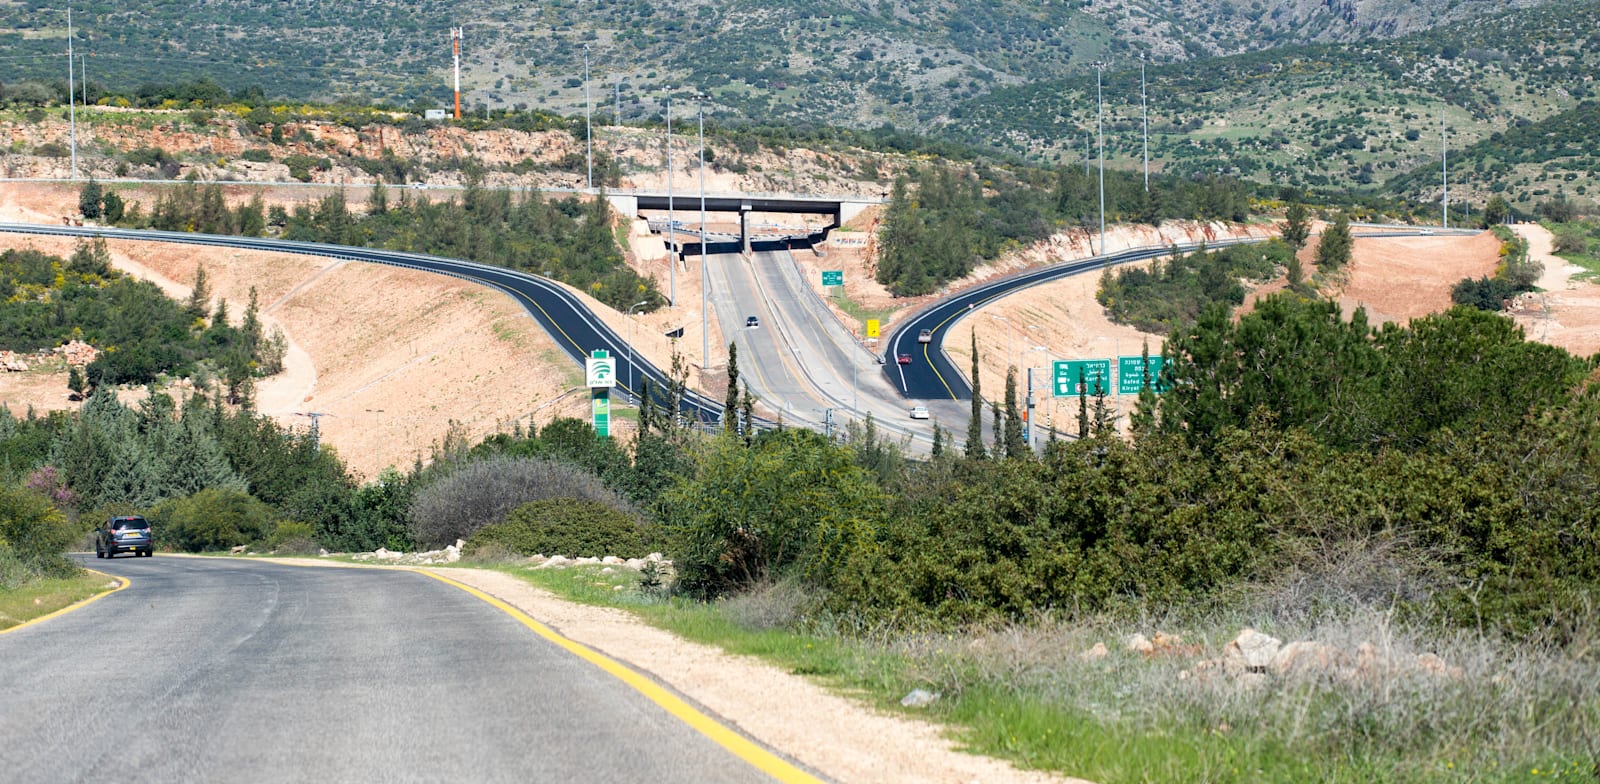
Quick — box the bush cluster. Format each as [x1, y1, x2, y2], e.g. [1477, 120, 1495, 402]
[466, 499, 658, 559]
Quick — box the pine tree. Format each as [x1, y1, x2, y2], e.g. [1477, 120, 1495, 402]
[1282, 203, 1310, 250]
[67, 366, 86, 400]
[78, 179, 104, 220]
[188, 265, 212, 320]
[1315, 213, 1353, 270]
[965, 329, 986, 459]
[931, 423, 944, 457]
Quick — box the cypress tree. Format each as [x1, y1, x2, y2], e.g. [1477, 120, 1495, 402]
[965, 329, 986, 459]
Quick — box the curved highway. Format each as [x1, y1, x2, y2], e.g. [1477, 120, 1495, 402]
[0, 222, 724, 423]
[0, 556, 797, 782]
[886, 228, 1476, 400]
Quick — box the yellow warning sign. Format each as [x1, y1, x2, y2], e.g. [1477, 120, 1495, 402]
[866, 319, 880, 338]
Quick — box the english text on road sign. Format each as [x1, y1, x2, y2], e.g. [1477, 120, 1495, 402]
[821, 270, 844, 287]
[1052, 359, 1112, 397]
[1117, 355, 1168, 395]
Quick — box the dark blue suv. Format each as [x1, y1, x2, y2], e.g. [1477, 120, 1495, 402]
[96, 515, 153, 558]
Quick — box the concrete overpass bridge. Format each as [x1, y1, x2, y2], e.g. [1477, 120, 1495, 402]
[604, 191, 883, 257]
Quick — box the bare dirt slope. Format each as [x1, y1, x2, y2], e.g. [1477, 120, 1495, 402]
[1508, 223, 1600, 357]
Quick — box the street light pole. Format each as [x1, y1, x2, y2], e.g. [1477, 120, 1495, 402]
[664, 93, 675, 306]
[67, 4, 77, 180]
[1141, 58, 1149, 193]
[627, 299, 650, 396]
[1094, 62, 1109, 256]
[698, 94, 709, 370]
[583, 45, 593, 190]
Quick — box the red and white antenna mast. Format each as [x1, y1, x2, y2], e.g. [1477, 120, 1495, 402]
[451, 27, 463, 119]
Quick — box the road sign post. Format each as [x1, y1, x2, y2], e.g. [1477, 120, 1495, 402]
[587, 350, 615, 438]
[1052, 359, 1112, 397]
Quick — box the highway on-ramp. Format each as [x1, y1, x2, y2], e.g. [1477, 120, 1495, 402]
[885, 228, 1474, 401]
[0, 556, 804, 783]
[0, 222, 726, 423]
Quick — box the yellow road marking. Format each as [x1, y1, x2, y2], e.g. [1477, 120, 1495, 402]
[415, 570, 822, 784]
[1, 569, 130, 636]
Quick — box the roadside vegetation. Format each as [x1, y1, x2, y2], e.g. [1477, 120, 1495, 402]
[91, 180, 666, 313]
[0, 242, 285, 391]
[6, 282, 1596, 778]
[1096, 240, 1290, 333]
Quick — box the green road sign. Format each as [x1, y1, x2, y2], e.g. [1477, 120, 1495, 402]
[1117, 355, 1168, 395]
[821, 270, 844, 287]
[1052, 359, 1112, 397]
[592, 392, 611, 438]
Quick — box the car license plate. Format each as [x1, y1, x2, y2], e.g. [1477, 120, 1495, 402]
[123, 533, 140, 539]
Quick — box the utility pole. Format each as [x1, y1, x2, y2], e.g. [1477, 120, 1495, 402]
[583, 45, 593, 190]
[614, 79, 622, 127]
[698, 94, 709, 370]
[665, 93, 675, 306]
[1441, 105, 1448, 229]
[1094, 61, 1110, 256]
[67, 4, 77, 180]
[1141, 58, 1149, 192]
[451, 28, 463, 119]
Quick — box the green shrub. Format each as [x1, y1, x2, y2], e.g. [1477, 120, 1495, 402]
[466, 498, 657, 558]
[266, 520, 318, 554]
[238, 148, 274, 163]
[0, 483, 78, 581]
[149, 488, 275, 552]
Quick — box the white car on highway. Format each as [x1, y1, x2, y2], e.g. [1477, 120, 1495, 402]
[908, 406, 930, 420]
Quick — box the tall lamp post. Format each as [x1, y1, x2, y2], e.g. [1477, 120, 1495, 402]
[697, 93, 710, 370]
[583, 45, 593, 190]
[664, 92, 675, 305]
[67, 4, 77, 180]
[1093, 61, 1110, 256]
[626, 299, 651, 396]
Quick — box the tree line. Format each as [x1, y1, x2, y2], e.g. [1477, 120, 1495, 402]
[875, 163, 1254, 297]
[93, 180, 666, 314]
[0, 242, 283, 394]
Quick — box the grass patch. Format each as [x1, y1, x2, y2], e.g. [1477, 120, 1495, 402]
[454, 561, 1600, 783]
[828, 290, 897, 336]
[0, 570, 115, 631]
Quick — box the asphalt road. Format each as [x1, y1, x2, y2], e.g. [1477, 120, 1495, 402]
[0, 222, 725, 424]
[0, 556, 787, 783]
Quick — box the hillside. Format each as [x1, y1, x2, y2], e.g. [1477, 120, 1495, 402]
[950, 1, 1600, 213]
[0, 1, 1558, 126]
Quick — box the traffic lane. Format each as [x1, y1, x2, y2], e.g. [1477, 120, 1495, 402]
[711, 253, 826, 418]
[0, 557, 776, 784]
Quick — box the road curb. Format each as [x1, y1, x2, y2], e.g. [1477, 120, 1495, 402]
[0, 569, 130, 636]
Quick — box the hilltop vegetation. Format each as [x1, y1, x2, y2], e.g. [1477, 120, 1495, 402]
[953, 1, 1600, 212]
[2, 0, 1593, 211]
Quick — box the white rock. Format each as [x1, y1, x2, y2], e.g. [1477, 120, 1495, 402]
[1125, 633, 1154, 655]
[575, 556, 601, 566]
[538, 555, 571, 569]
[1079, 642, 1109, 661]
[624, 558, 646, 570]
[602, 556, 624, 565]
[1273, 641, 1348, 678]
[899, 689, 940, 708]
[1223, 628, 1282, 670]
[600, 567, 615, 574]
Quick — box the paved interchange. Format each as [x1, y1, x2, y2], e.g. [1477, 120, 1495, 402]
[0, 216, 1470, 447]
